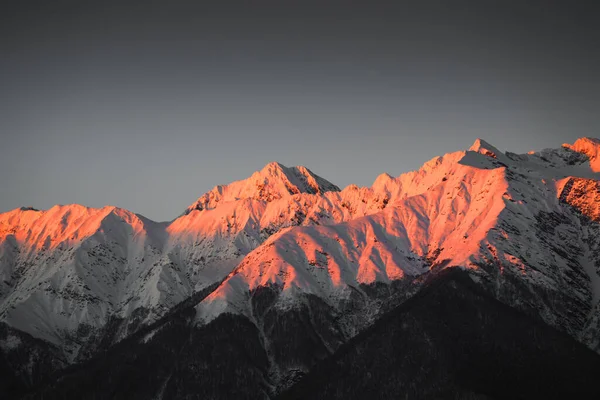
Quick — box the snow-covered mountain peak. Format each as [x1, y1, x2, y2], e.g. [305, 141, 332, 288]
[563, 137, 600, 172]
[261, 162, 340, 195]
[184, 162, 340, 214]
[370, 172, 396, 194]
[469, 138, 503, 159]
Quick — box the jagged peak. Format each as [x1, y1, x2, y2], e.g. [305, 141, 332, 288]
[563, 137, 600, 147]
[562, 137, 600, 154]
[373, 172, 393, 184]
[259, 161, 287, 174]
[371, 172, 395, 191]
[258, 162, 335, 185]
[255, 162, 337, 194]
[184, 162, 340, 214]
[469, 138, 502, 159]
[562, 137, 600, 172]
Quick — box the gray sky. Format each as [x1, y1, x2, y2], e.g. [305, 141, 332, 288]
[1, 1, 599, 221]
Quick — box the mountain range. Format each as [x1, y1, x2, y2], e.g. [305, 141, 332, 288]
[3, 138, 600, 399]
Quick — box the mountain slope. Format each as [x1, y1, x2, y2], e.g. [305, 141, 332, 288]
[0, 163, 344, 363]
[0, 205, 170, 360]
[195, 138, 600, 351]
[21, 269, 600, 399]
[279, 269, 600, 400]
[3, 138, 600, 397]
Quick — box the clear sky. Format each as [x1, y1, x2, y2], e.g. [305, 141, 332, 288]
[1, 1, 598, 221]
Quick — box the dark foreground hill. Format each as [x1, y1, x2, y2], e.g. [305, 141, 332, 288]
[10, 269, 600, 399]
[280, 269, 600, 400]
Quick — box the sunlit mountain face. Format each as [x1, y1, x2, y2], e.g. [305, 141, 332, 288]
[2, 138, 600, 399]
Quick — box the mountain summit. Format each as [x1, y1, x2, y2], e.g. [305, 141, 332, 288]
[563, 137, 600, 172]
[184, 162, 340, 214]
[469, 137, 503, 158]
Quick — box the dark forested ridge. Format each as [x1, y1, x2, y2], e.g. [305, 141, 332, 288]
[6, 269, 599, 399]
[279, 269, 600, 400]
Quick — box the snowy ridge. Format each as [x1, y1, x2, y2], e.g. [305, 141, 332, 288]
[196, 147, 509, 322]
[0, 163, 351, 360]
[184, 161, 341, 213]
[2, 137, 600, 361]
[196, 138, 600, 351]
